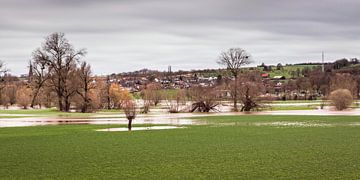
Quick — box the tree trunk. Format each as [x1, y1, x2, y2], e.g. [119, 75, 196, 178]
[81, 99, 89, 113]
[128, 119, 132, 131]
[58, 96, 63, 111]
[233, 75, 238, 111]
[30, 88, 40, 108]
[81, 105, 87, 113]
[81, 89, 89, 113]
[64, 97, 70, 112]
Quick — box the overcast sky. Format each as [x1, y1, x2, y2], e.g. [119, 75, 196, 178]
[1, 0, 360, 75]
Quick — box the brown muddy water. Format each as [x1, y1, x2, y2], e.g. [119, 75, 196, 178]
[1, 107, 360, 128]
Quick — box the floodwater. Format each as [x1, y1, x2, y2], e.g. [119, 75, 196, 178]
[1, 105, 360, 128]
[0, 113, 205, 127]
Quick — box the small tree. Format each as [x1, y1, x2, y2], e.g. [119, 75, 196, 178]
[189, 86, 220, 112]
[123, 100, 136, 131]
[234, 71, 264, 112]
[76, 61, 95, 113]
[166, 89, 186, 113]
[16, 86, 32, 109]
[217, 48, 252, 111]
[141, 83, 163, 106]
[329, 89, 353, 111]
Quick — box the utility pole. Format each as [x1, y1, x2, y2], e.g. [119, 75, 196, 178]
[322, 51, 325, 73]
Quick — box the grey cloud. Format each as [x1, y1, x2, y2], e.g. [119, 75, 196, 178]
[0, 0, 359, 75]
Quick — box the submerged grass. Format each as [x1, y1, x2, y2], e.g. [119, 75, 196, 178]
[0, 108, 122, 118]
[1, 115, 360, 179]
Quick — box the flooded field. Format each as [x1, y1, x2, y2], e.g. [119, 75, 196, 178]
[0, 113, 208, 127]
[1, 104, 360, 128]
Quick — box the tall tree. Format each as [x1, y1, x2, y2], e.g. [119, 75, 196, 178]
[29, 58, 50, 108]
[33, 32, 86, 112]
[76, 61, 94, 113]
[217, 48, 252, 111]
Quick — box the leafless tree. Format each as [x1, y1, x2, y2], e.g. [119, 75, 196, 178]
[217, 48, 252, 111]
[141, 83, 163, 106]
[165, 89, 186, 113]
[16, 85, 32, 109]
[0, 61, 9, 97]
[76, 61, 95, 113]
[189, 86, 220, 112]
[33, 32, 86, 112]
[236, 71, 264, 112]
[29, 58, 50, 108]
[123, 100, 137, 131]
[105, 76, 111, 109]
[296, 77, 312, 100]
[330, 73, 357, 97]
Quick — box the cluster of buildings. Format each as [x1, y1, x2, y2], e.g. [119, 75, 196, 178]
[106, 72, 219, 92]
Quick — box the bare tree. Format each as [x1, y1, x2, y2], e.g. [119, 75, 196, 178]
[236, 71, 264, 112]
[0, 61, 9, 100]
[217, 48, 252, 111]
[189, 86, 220, 112]
[330, 73, 357, 97]
[4, 83, 17, 106]
[166, 89, 186, 113]
[141, 83, 163, 106]
[105, 76, 111, 109]
[16, 85, 32, 109]
[29, 58, 50, 108]
[33, 32, 86, 112]
[296, 77, 312, 100]
[76, 61, 95, 113]
[123, 100, 137, 131]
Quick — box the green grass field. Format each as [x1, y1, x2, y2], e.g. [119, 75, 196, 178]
[0, 108, 93, 116]
[1, 115, 360, 179]
[0, 108, 123, 118]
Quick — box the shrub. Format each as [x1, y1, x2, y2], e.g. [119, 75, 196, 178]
[329, 89, 353, 111]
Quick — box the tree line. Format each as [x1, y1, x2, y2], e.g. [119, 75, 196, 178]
[0, 32, 359, 113]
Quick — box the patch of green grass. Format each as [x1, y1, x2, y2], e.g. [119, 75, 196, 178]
[267, 65, 320, 78]
[193, 115, 360, 124]
[264, 105, 317, 111]
[0, 108, 94, 118]
[97, 109, 123, 113]
[1, 115, 360, 179]
[269, 100, 323, 104]
[0, 116, 35, 119]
